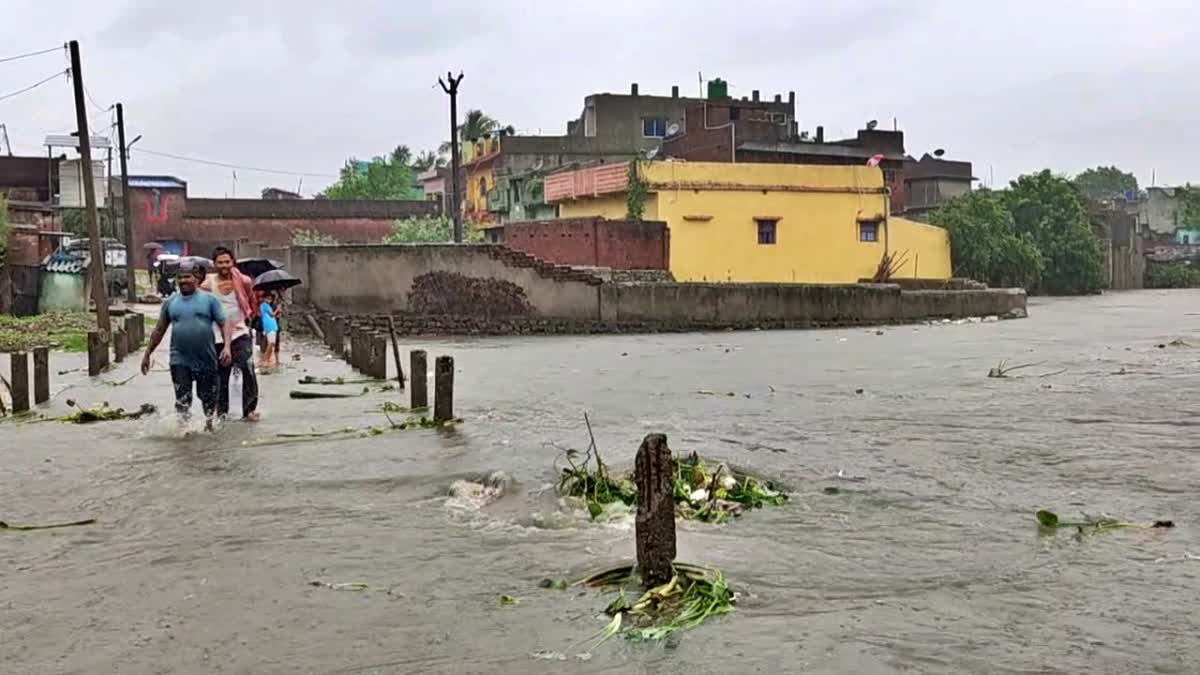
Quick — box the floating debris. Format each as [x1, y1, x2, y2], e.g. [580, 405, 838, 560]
[1036, 509, 1174, 533]
[0, 517, 96, 531]
[579, 563, 735, 644]
[498, 594, 519, 606]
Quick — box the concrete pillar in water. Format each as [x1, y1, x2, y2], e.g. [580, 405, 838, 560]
[327, 318, 344, 359]
[9, 351, 30, 413]
[113, 330, 128, 363]
[410, 350, 428, 409]
[434, 355, 454, 423]
[370, 332, 388, 380]
[33, 346, 49, 405]
[348, 325, 362, 371]
[125, 314, 143, 350]
[87, 331, 106, 376]
[635, 433, 676, 587]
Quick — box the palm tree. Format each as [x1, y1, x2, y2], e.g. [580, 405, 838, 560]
[389, 145, 412, 166]
[412, 150, 446, 171]
[438, 109, 510, 155]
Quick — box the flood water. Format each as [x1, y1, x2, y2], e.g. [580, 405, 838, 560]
[4, 291, 1199, 674]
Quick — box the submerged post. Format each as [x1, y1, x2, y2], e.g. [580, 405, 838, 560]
[434, 355, 454, 422]
[33, 346, 49, 404]
[370, 332, 388, 380]
[9, 351, 30, 413]
[87, 330, 105, 376]
[113, 329, 128, 363]
[411, 350, 428, 409]
[635, 433, 676, 587]
[386, 316, 405, 389]
[350, 325, 363, 371]
[328, 317, 344, 359]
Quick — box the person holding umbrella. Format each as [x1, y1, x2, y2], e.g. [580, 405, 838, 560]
[252, 269, 303, 369]
[201, 247, 260, 422]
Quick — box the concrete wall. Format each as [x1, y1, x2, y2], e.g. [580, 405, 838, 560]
[294, 243, 1024, 334]
[299, 244, 602, 319]
[503, 218, 669, 269]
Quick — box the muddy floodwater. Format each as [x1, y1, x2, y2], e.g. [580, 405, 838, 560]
[3, 291, 1199, 674]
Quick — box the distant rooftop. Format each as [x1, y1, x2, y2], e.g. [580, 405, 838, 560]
[737, 141, 905, 162]
[44, 134, 112, 150]
[127, 175, 187, 189]
[905, 153, 975, 181]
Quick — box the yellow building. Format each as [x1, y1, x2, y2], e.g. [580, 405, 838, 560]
[461, 136, 501, 222]
[545, 161, 951, 283]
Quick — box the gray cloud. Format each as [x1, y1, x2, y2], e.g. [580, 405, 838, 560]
[1, 0, 1196, 196]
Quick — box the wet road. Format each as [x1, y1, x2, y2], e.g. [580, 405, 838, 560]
[3, 291, 1199, 674]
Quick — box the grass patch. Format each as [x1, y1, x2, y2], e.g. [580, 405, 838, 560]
[0, 312, 95, 353]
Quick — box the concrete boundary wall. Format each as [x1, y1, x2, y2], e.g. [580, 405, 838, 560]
[291, 243, 1027, 333]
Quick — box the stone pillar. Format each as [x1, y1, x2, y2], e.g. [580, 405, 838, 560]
[87, 331, 106, 377]
[32, 346, 49, 404]
[410, 350, 428, 409]
[434, 355, 454, 423]
[9, 351, 30, 413]
[370, 332, 388, 380]
[635, 433, 676, 587]
[327, 317, 344, 359]
[113, 330, 128, 363]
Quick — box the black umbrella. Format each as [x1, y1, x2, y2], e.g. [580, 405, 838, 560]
[253, 269, 302, 292]
[179, 256, 213, 274]
[236, 257, 284, 279]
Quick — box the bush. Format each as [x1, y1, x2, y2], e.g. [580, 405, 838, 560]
[1145, 264, 1200, 289]
[384, 216, 484, 244]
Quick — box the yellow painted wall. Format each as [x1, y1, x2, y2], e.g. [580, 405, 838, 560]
[887, 217, 952, 279]
[557, 194, 658, 221]
[463, 164, 495, 215]
[553, 161, 950, 283]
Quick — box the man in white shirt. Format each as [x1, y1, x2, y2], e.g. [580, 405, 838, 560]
[201, 247, 260, 421]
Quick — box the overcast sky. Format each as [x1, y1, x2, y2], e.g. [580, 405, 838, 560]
[2, 0, 1196, 197]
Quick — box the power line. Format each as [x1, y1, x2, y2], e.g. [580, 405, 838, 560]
[0, 44, 64, 65]
[135, 147, 339, 178]
[82, 83, 110, 113]
[0, 68, 68, 104]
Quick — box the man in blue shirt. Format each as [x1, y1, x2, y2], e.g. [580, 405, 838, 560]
[141, 263, 233, 428]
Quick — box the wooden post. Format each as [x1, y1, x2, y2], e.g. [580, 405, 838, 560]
[9, 351, 30, 413]
[113, 329, 128, 363]
[434, 355, 454, 422]
[33, 346, 49, 405]
[87, 330, 106, 376]
[370, 332, 388, 380]
[410, 350, 428, 409]
[635, 433, 676, 587]
[305, 313, 325, 343]
[386, 316, 405, 389]
[352, 325, 366, 372]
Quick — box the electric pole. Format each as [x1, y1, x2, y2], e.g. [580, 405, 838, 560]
[438, 71, 464, 243]
[69, 40, 111, 337]
[116, 103, 136, 303]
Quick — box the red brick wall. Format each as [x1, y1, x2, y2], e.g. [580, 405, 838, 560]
[504, 218, 669, 270]
[130, 187, 188, 253]
[158, 217, 397, 253]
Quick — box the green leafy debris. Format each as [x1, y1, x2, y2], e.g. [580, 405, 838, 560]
[498, 594, 519, 606]
[583, 564, 735, 644]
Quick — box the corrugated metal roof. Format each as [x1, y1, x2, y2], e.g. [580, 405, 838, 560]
[43, 134, 112, 150]
[128, 175, 187, 189]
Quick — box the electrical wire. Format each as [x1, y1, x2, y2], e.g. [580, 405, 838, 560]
[0, 68, 68, 103]
[134, 148, 339, 178]
[0, 44, 64, 65]
[82, 83, 111, 113]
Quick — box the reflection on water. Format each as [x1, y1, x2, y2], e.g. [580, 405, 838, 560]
[3, 291, 1200, 674]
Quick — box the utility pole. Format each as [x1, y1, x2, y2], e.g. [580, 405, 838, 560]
[438, 71, 464, 243]
[116, 103, 136, 303]
[69, 40, 111, 337]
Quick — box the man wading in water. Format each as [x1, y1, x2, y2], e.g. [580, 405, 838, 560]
[141, 262, 233, 430]
[201, 247, 260, 421]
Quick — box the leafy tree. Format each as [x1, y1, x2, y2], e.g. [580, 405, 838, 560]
[322, 153, 421, 200]
[1004, 170, 1104, 294]
[383, 215, 483, 243]
[1179, 185, 1200, 226]
[928, 189, 1044, 289]
[1072, 166, 1137, 200]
